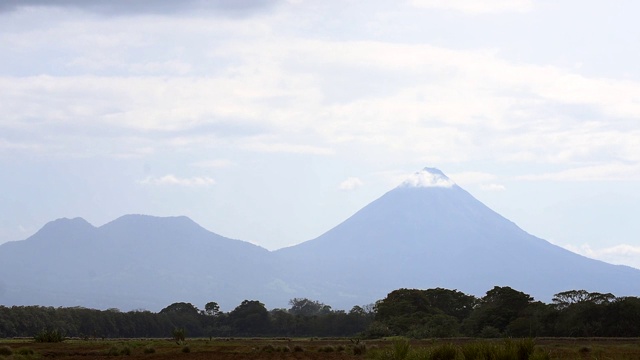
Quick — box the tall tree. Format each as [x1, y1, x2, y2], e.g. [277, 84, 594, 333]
[228, 300, 269, 336]
[552, 290, 615, 310]
[424, 288, 477, 321]
[204, 302, 221, 317]
[464, 286, 534, 336]
[159, 302, 200, 316]
[374, 288, 437, 334]
[288, 298, 332, 316]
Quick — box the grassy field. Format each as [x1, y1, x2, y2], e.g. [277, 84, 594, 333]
[1, 337, 640, 359]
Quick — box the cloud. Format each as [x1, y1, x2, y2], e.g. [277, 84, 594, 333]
[4, 36, 640, 169]
[338, 177, 363, 191]
[449, 171, 497, 185]
[563, 243, 640, 270]
[480, 183, 506, 192]
[0, 0, 280, 16]
[242, 139, 335, 155]
[191, 159, 235, 168]
[399, 168, 455, 188]
[3, 10, 640, 174]
[138, 175, 216, 187]
[409, 0, 533, 14]
[517, 163, 640, 182]
[448, 172, 505, 191]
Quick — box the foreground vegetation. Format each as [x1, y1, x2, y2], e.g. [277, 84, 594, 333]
[2, 286, 640, 339]
[2, 337, 640, 360]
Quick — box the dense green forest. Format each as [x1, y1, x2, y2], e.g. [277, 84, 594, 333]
[2, 286, 640, 339]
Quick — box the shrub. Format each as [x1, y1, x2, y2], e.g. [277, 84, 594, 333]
[172, 328, 186, 343]
[460, 342, 480, 359]
[353, 343, 367, 355]
[120, 346, 131, 355]
[515, 338, 535, 360]
[0, 346, 12, 356]
[364, 321, 392, 339]
[390, 338, 410, 360]
[479, 326, 501, 338]
[107, 346, 120, 356]
[461, 342, 495, 360]
[430, 343, 458, 360]
[529, 349, 551, 360]
[260, 344, 275, 353]
[16, 347, 34, 356]
[336, 344, 346, 352]
[106, 344, 132, 356]
[34, 329, 65, 343]
[318, 345, 335, 352]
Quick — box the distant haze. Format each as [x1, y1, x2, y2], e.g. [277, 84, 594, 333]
[2, 168, 639, 311]
[1, 1, 640, 270]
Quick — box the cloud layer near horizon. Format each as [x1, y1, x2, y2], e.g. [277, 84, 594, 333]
[1, 0, 640, 265]
[0, 0, 279, 16]
[2, 6, 639, 182]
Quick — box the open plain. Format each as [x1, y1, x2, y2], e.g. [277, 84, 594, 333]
[2, 337, 640, 360]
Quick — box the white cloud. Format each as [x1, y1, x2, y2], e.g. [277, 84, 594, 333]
[449, 171, 497, 185]
[409, 0, 533, 14]
[563, 243, 640, 270]
[4, 33, 640, 169]
[138, 175, 216, 187]
[127, 61, 193, 75]
[517, 163, 640, 182]
[2, 0, 640, 254]
[448, 172, 505, 191]
[242, 139, 334, 155]
[3, 7, 640, 180]
[400, 168, 455, 188]
[480, 183, 506, 192]
[338, 177, 364, 191]
[191, 159, 235, 168]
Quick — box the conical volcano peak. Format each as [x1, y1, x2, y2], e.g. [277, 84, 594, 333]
[399, 167, 455, 188]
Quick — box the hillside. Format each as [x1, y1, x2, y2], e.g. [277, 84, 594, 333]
[273, 168, 640, 308]
[2, 168, 640, 311]
[0, 215, 280, 310]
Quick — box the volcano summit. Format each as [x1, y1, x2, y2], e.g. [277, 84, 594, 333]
[1, 168, 639, 310]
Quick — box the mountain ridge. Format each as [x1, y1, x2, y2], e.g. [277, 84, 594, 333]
[2, 167, 640, 311]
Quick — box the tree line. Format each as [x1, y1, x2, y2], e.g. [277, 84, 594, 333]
[373, 287, 640, 338]
[2, 286, 640, 339]
[0, 298, 372, 339]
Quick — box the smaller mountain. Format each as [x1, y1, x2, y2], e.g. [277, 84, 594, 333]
[3, 168, 640, 311]
[0, 215, 280, 311]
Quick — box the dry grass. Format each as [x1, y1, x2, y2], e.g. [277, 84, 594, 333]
[1, 337, 639, 359]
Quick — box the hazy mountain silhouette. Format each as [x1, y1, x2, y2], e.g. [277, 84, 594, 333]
[274, 168, 640, 308]
[2, 168, 640, 311]
[0, 215, 279, 311]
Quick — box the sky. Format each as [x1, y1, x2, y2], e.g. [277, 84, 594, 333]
[1, 0, 640, 269]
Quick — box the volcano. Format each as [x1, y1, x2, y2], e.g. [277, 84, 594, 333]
[2, 168, 640, 311]
[274, 168, 640, 308]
